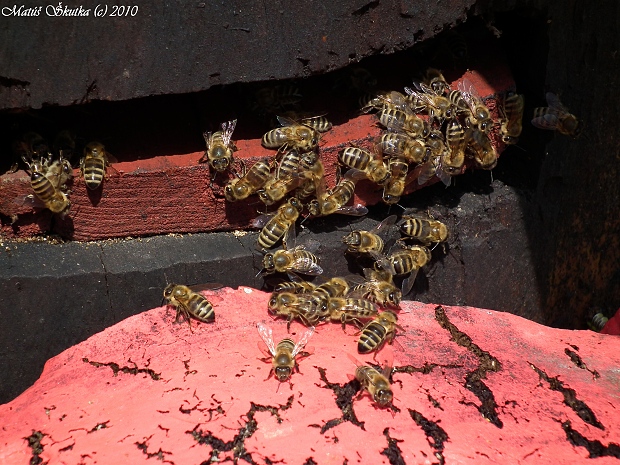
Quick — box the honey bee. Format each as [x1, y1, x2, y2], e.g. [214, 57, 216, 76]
[253, 197, 303, 250]
[349, 353, 394, 408]
[378, 131, 428, 165]
[358, 311, 400, 354]
[531, 92, 582, 138]
[423, 68, 450, 96]
[417, 154, 451, 187]
[458, 78, 493, 133]
[199, 119, 239, 180]
[338, 146, 390, 186]
[256, 322, 314, 382]
[468, 128, 498, 170]
[398, 213, 448, 246]
[376, 242, 432, 295]
[268, 291, 328, 328]
[350, 268, 402, 307]
[311, 276, 351, 304]
[382, 157, 409, 205]
[261, 241, 323, 277]
[252, 84, 302, 116]
[224, 160, 271, 202]
[23, 157, 71, 215]
[81, 142, 116, 190]
[274, 147, 301, 180]
[443, 119, 467, 175]
[295, 150, 324, 199]
[45, 155, 74, 191]
[405, 83, 456, 124]
[258, 175, 303, 206]
[327, 297, 378, 329]
[377, 104, 427, 139]
[359, 90, 390, 113]
[262, 115, 320, 152]
[589, 312, 609, 332]
[447, 89, 471, 114]
[498, 92, 524, 144]
[308, 170, 368, 217]
[163, 283, 221, 330]
[342, 214, 397, 257]
[273, 278, 317, 294]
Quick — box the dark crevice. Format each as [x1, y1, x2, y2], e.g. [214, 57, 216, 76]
[410, 409, 449, 465]
[135, 435, 174, 463]
[88, 421, 110, 433]
[24, 430, 46, 465]
[313, 366, 365, 433]
[0, 76, 30, 87]
[564, 347, 600, 379]
[561, 420, 620, 458]
[352, 0, 380, 16]
[530, 363, 603, 430]
[381, 428, 406, 465]
[434, 305, 503, 428]
[189, 396, 293, 464]
[82, 357, 161, 380]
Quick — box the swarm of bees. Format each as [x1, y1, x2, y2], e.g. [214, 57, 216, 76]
[13, 130, 117, 216]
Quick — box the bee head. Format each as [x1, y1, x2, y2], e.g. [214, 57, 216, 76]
[275, 366, 292, 382]
[374, 388, 393, 406]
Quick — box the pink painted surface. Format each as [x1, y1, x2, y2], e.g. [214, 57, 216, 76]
[601, 308, 620, 335]
[1, 288, 619, 464]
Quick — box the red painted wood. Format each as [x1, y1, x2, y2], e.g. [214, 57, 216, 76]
[1, 288, 619, 464]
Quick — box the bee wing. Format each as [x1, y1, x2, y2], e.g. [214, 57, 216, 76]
[405, 86, 434, 109]
[289, 256, 323, 276]
[346, 352, 365, 368]
[436, 164, 452, 187]
[256, 322, 277, 356]
[282, 222, 297, 249]
[545, 92, 568, 113]
[336, 204, 368, 216]
[276, 115, 297, 127]
[252, 212, 275, 229]
[400, 267, 420, 296]
[291, 326, 315, 356]
[378, 349, 394, 377]
[220, 119, 238, 146]
[187, 283, 224, 293]
[373, 214, 398, 235]
[385, 91, 411, 112]
[531, 113, 560, 130]
[417, 158, 436, 185]
[294, 238, 321, 254]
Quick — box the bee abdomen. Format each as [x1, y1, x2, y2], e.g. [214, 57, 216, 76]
[188, 294, 215, 322]
[83, 158, 106, 190]
[358, 322, 387, 353]
[31, 172, 56, 201]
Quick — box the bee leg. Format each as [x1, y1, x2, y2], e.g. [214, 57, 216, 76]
[209, 170, 218, 189]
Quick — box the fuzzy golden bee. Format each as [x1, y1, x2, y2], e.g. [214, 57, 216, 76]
[338, 146, 390, 186]
[257, 322, 314, 382]
[398, 213, 448, 246]
[531, 92, 582, 138]
[224, 160, 271, 202]
[22, 157, 71, 215]
[376, 242, 432, 295]
[327, 297, 378, 329]
[358, 311, 400, 354]
[199, 119, 238, 176]
[253, 197, 303, 250]
[499, 92, 524, 144]
[342, 214, 397, 257]
[268, 291, 328, 328]
[308, 170, 368, 217]
[81, 141, 116, 190]
[163, 283, 221, 330]
[377, 132, 428, 165]
[261, 241, 323, 277]
[349, 354, 394, 408]
[458, 78, 493, 133]
[350, 268, 402, 307]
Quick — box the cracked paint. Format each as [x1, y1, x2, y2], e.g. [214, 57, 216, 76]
[1, 289, 620, 464]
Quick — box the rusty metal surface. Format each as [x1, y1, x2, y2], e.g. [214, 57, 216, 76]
[0, 0, 477, 110]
